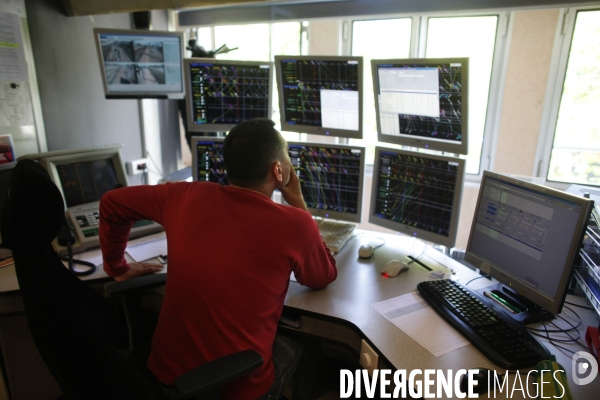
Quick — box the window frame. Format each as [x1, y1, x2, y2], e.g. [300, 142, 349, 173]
[343, 12, 511, 179]
[534, 6, 600, 189]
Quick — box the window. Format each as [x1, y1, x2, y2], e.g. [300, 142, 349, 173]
[545, 9, 600, 185]
[425, 16, 499, 174]
[349, 18, 412, 162]
[349, 15, 501, 174]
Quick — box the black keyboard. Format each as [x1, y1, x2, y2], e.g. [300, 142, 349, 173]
[417, 279, 550, 369]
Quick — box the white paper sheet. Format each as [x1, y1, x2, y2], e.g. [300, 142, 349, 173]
[0, 12, 28, 81]
[126, 233, 167, 262]
[372, 291, 470, 357]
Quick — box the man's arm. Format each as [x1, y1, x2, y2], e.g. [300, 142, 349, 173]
[280, 168, 337, 288]
[99, 184, 172, 280]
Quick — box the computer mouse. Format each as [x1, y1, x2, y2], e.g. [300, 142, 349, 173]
[358, 244, 375, 259]
[381, 260, 409, 278]
[459, 368, 494, 395]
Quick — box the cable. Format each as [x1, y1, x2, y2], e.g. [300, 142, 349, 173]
[61, 245, 96, 277]
[465, 276, 485, 287]
[565, 300, 593, 310]
[146, 151, 164, 176]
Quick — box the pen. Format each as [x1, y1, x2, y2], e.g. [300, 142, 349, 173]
[483, 291, 518, 314]
[487, 291, 522, 313]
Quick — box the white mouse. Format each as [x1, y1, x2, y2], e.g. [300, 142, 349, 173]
[382, 260, 410, 278]
[358, 244, 375, 259]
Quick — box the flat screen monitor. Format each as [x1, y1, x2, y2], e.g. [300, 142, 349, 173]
[184, 59, 273, 132]
[93, 28, 185, 99]
[464, 171, 593, 317]
[41, 149, 128, 208]
[287, 142, 365, 223]
[369, 147, 465, 247]
[190, 137, 227, 184]
[372, 58, 469, 154]
[276, 56, 363, 139]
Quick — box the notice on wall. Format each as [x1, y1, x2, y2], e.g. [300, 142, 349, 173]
[0, 1, 26, 18]
[0, 81, 32, 126]
[0, 12, 28, 82]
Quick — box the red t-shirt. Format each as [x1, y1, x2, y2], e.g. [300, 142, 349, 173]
[100, 182, 337, 399]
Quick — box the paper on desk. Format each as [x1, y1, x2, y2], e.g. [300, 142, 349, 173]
[372, 292, 470, 357]
[126, 235, 167, 262]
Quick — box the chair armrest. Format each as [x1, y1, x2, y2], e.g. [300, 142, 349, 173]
[173, 350, 263, 398]
[104, 273, 167, 297]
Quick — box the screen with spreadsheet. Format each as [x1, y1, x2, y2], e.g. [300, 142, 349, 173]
[190, 137, 227, 185]
[372, 58, 468, 154]
[184, 59, 273, 132]
[465, 171, 593, 315]
[276, 56, 363, 139]
[287, 142, 365, 223]
[369, 147, 465, 247]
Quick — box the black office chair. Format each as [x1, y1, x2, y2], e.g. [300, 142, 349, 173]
[0, 159, 262, 400]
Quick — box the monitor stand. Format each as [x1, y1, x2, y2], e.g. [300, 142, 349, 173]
[478, 282, 555, 325]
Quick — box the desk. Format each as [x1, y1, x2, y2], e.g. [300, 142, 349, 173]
[1, 230, 599, 399]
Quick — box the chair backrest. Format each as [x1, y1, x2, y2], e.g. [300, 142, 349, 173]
[1, 160, 159, 400]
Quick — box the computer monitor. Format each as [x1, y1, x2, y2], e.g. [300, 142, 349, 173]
[287, 142, 365, 223]
[40, 149, 162, 254]
[184, 59, 273, 132]
[372, 58, 469, 154]
[190, 137, 227, 184]
[275, 56, 363, 139]
[93, 28, 185, 99]
[369, 147, 465, 248]
[464, 171, 593, 319]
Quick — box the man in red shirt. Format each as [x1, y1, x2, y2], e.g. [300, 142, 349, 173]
[99, 118, 337, 399]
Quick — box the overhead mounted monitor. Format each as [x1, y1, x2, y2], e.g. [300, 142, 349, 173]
[287, 142, 365, 223]
[464, 171, 593, 319]
[190, 136, 227, 184]
[93, 28, 185, 99]
[372, 58, 468, 154]
[369, 147, 465, 247]
[276, 56, 363, 139]
[184, 59, 273, 132]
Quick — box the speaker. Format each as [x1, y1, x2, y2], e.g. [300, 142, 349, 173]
[132, 11, 151, 30]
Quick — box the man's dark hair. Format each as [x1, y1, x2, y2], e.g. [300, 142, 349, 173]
[223, 119, 287, 187]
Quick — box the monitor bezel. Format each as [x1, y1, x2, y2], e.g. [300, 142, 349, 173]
[287, 141, 366, 223]
[275, 55, 364, 140]
[93, 28, 185, 100]
[371, 57, 469, 154]
[190, 136, 226, 182]
[184, 58, 274, 133]
[464, 170, 594, 315]
[40, 149, 129, 209]
[369, 146, 465, 247]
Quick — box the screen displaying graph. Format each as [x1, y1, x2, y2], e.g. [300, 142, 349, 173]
[288, 143, 364, 221]
[192, 138, 228, 185]
[188, 61, 271, 127]
[371, 149, 463, 242]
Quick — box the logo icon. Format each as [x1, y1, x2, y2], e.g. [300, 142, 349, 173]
[572, 351, 598, 385]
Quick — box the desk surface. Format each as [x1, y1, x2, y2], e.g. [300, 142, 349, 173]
[1, 230, 599, 398]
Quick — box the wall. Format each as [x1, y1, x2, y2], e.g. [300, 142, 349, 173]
[25, 0, 182, 185]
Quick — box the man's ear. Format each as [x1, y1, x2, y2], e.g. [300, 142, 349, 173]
[272, 161, 283, 184]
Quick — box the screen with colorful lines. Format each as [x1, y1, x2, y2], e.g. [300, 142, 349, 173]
[190, 137, 227, 185]
[184, 59, 273, 132]
[287, 142, 365, 223]
[276, 56, 363, 139]
[372, 58, 469, 154]
[369, 147, 465, 247]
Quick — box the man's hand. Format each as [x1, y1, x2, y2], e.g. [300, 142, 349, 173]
[114, 262, 164, 282]
[280, 167, 308, 211]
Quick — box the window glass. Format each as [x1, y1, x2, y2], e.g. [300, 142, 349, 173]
[547, 10, 600, 185]
[426, 16, 498, 174]
[350, 19, 412, 161]
[214, 24, 270, 61]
